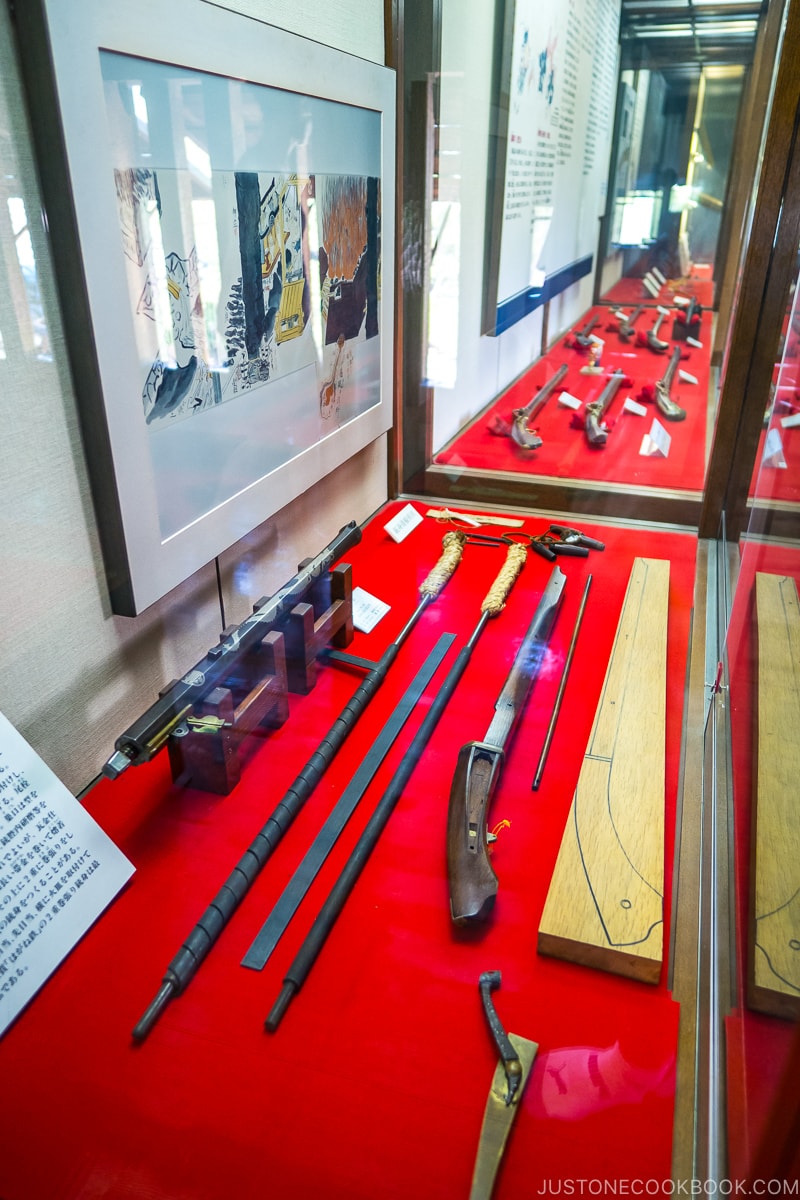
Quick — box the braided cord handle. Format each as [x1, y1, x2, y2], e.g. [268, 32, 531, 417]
[481, 542, 527, 616]
[419, 530, 468, 598]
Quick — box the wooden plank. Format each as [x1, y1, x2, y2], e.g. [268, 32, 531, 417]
[538, 558, 670, 983]
[751, 573, 800, 1019]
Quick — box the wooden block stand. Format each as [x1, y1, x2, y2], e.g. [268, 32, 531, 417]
[166, 629, 289, 795]
[283, 562, 354, 693]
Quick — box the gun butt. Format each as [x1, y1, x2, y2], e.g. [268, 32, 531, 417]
[584, 407, 608, 447]
[446, 741, 503, 924]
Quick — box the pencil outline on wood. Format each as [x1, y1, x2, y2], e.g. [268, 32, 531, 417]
[574, 558, 664, 950]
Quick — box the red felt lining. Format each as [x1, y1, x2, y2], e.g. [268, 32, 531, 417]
[434, 304, 712, 491]
[0, 502, 698, 1196]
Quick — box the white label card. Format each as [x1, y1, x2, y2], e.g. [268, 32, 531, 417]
[687, 336, 703, 349]
[678, 369, 698, 385]
[639, 418, 672, 458]
[643, 277, 661, 297]
[762, 427, 787, 468]
[652, 267, 667, 284]
[0, 712, 135, 1037]
[351, 587, 391, 633]
[623, 397, 648, 417]
[780, 412, 800, 429]
[673, 294, 690, 306]
[657, 305, 671, 316]
[384, 503, 423, 544]
[558, 392, 582, 410]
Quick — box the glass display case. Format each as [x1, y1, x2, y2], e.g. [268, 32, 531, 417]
[0, 0, 798, 1194]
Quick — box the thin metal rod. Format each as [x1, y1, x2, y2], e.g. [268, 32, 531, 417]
[264, 611, 500, 1032]
[532, 575, 592, 791]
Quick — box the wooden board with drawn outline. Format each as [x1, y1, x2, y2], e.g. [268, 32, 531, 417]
[750, 573, 800, 1019]
[538, 557, 669, 983]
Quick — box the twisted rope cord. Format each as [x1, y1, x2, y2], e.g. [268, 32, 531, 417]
[481, 543, 527, 615]
[419, 530, 467, 597]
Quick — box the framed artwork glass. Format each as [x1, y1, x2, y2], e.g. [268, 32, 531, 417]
[16, 0, 395, 614]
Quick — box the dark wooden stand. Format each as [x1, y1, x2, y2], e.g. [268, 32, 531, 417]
[284, 562, 354, 693]
[164, 562, 354, 793]
[166, 629, 290, 795]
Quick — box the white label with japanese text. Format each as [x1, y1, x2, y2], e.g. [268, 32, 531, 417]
[384, 503, 423, 544]
[352, 587, 391, 633]
[0, 713, 134, 1037]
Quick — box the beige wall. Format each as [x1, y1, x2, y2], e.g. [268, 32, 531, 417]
[0, 1, 389, 794]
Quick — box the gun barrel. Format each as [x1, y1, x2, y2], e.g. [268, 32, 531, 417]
[510, 363, 569, 448]
[661, 345, 682, 388]
[104, 521, 362, 777]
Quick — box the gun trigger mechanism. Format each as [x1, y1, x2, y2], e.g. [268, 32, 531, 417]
[478, 971, 523, 1106]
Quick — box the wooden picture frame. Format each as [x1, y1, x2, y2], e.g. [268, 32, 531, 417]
[15, 0, 395, 614]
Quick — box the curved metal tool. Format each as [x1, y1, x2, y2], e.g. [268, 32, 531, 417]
[479, 971, 522, 1105]
[469, 972, 538, 1200]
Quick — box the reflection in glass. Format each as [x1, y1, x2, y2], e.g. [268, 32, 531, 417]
[0, 193, 51, 361]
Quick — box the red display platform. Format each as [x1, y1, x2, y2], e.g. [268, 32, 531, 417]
[435, 304, 712, 492]
[0, 501, 698, 1198]
[601, 264, 714, 311]
[723, 542, 800, 1182]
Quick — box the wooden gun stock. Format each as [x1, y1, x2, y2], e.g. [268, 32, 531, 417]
[446, 566, 566, 926]
[447, 742, 504, 923]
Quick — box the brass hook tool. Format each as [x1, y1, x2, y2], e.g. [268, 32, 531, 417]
[468, 971, 537, 1200]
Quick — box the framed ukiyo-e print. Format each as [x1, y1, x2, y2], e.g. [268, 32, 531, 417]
[14, 0, 395, 614]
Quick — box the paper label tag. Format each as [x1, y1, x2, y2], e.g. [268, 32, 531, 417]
[780, 411, 800, 429]
[623, 397, 648, 416]
[686, 336, 703, 349]
[672, 294, 690, 306]
[643, 276, 661, 297]
[384, 503, 422, 543]
[652, 267, 667, 284]
[352, 586, 391, 633]
[0, 712, 135, 1037]
[678, 369, 698, 385]
[762, 426, 787, 468]
[657, 305, 671, 316]
[558, 392, 582, 410]
[556, 396, 582, 415]
[639, 418, 672, 458]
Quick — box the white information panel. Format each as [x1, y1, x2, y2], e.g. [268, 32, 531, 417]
[0, 713, 134, 1037]
[486, 0, 621, 334]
